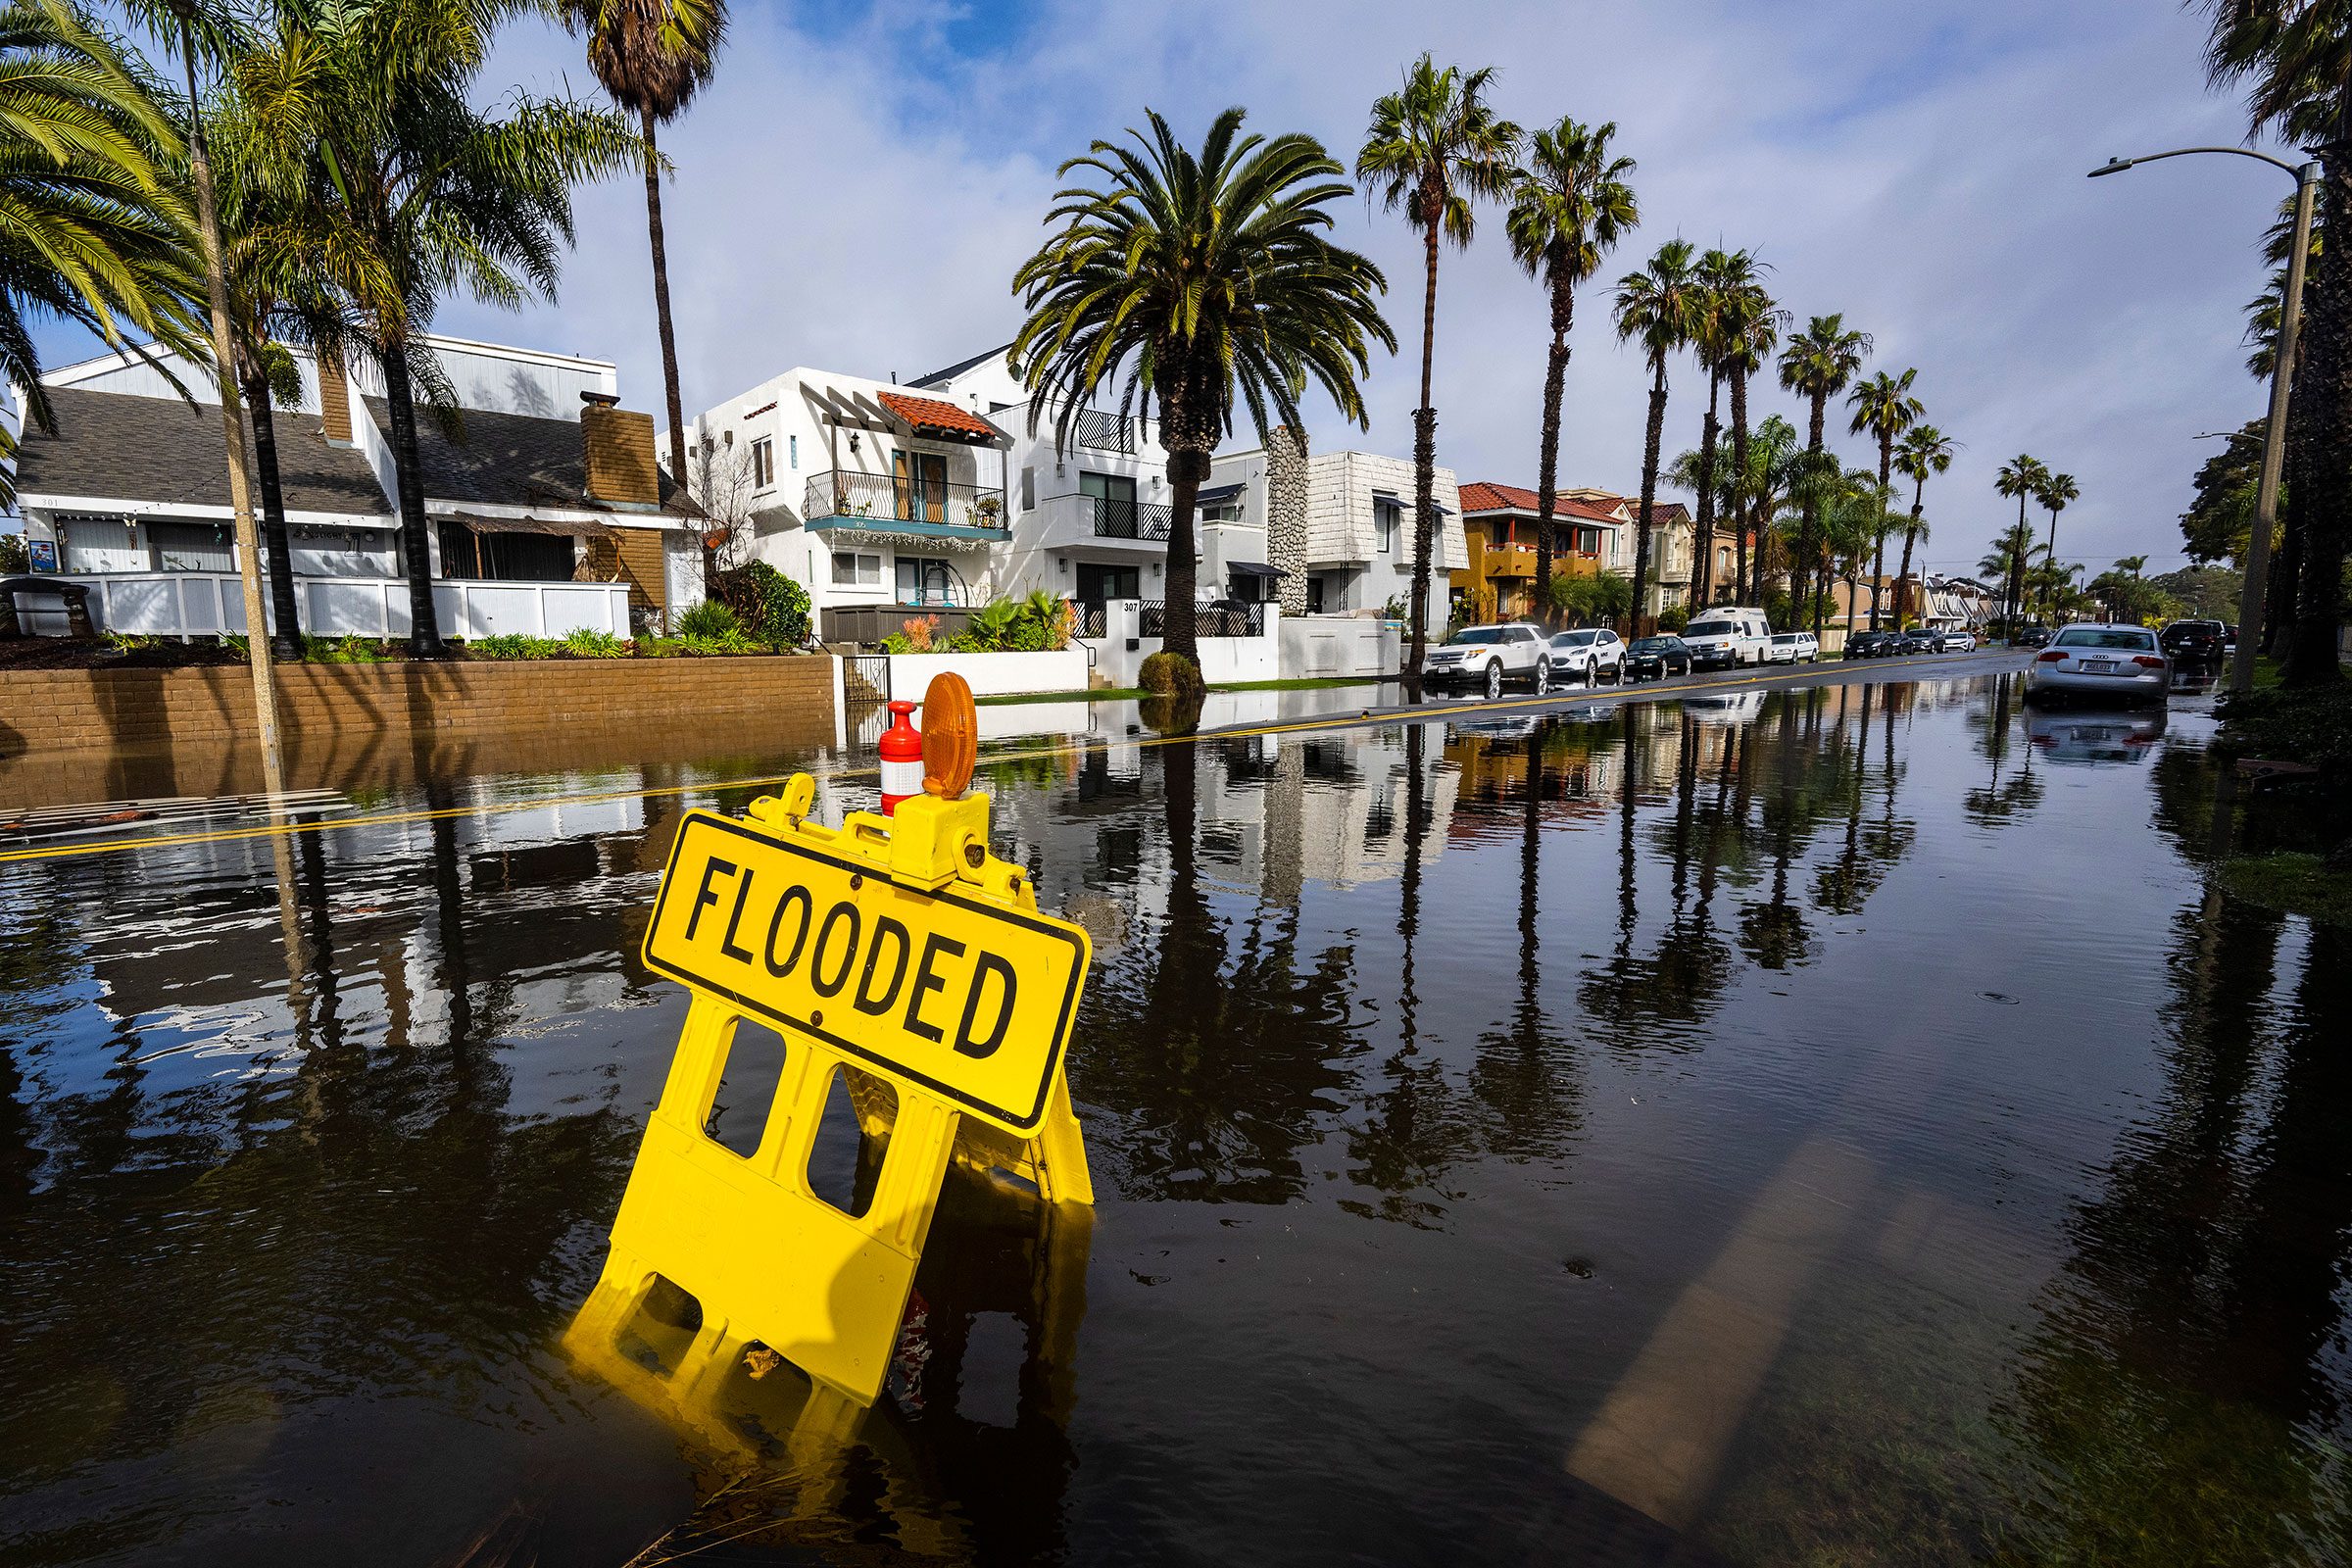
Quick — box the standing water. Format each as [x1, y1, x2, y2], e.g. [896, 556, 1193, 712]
[0, 670, 2345, 1565]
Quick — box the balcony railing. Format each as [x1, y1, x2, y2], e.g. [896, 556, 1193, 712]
[1139, 599, 1265, 638]
[805, 469, 1006, 532]
[1075, 407, 1135, 454]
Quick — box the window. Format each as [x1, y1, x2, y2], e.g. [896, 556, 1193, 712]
[2054, 627, 2156, 650]
[751, 436, 776, 488]
[1080, 470, 1140, 535]
[1200, 495, 1245, 525]
[1021, 466, 1036, 510]
[831, 551, 882, 587]
[788, 434, 798, 471]
[435, 520, 574, 581]
[897, 557, 956, 605]
[147, 521, 235, 572]
[1374, 494, 1402, 554]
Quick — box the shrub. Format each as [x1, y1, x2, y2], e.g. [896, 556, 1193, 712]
[677, 598, 740, 641]
[878, 632, 912, 654]
[1139, 650, 1204, 700]
[561, 627, 630, 658]
[900, 613, 944, 653]
[304, 634, 395, 663]
[1655, 604, 1690, 634]
[469, 634, 561, 660]
[713, 560, 809, 649]
[0, 533, 27, 573]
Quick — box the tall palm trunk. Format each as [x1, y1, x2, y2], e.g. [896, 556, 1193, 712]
[1407, 206, 1441, 690]
[1730, 361, 1751, 607]
[1161, 442, 1206, 667]
[2040, 506, 2061, 618]
[642, 108, 688, 516]
[2008, 493, 2031, 630]
[1691, 368, 1722, 611]
[2283, 112, 2351, 685]
[1533, 272, 1571, 627]
[381, 346, 447, 657]
[1895, 475, 1924, 625]
[1802, 392, 1827, 634]
[1631, 354, 1667, 635]
[240, 365, 305, 660]
[1870, 431, 1893, 630]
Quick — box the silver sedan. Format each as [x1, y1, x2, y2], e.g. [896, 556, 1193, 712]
[2024, 624, 2169, 707]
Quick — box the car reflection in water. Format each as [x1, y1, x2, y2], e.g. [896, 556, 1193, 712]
[2027, 706, 2168, 765]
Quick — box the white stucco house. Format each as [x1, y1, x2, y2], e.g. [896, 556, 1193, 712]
[1204, 443, 1465, 623]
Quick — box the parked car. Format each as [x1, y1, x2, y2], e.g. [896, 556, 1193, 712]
[2024, 623, 2170, 707]
[2222, 624, 2238, 657]
[1845, 629, 1896, 659]
[1623, 634, 1692, 681]
[1423, 622, 1550, 698]
[2158, 618, 2227, 666]
[1681, 608, 1773, 669]
[1891, 626, 1940, 655]
[2012, 624, 2054, 649]
[1914, 625, 1975, 652]
[1546, 626, 1627, 684]
[1766, 631, 1819, 663]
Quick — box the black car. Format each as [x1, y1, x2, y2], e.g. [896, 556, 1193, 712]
[1890, 627, 1939, 655]
[1624, 635, 1692, 680]
[2159, 618, 2226, 665]
[1845, 630, 1895, 659]
[2012, 624, 2054, 649]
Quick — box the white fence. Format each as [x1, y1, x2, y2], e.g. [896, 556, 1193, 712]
[880, 648, 1091, 698]
[1081, 599, 1282, 687]
[1279, 613, 1398, 679]
[19, 571, 633, 641]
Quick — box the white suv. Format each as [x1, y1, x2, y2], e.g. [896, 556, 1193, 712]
[1547, 626, 1626, 683]
[1423, 622, 1550, 698]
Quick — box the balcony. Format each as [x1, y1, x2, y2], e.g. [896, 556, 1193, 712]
[1075, 407, 1137, 454]
[1033, 492, 1173, 550]
[1483, 543, 1537, 579]
[804, 469, 1006, 541]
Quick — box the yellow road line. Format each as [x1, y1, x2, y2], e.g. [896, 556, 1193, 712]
[0, 653, 2013, 867]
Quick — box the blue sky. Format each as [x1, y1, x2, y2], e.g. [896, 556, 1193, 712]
[35, 0, 2291, 580]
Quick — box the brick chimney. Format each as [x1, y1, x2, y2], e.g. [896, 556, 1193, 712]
[318, 351, 352, 444]
[581, 391, 660, 506]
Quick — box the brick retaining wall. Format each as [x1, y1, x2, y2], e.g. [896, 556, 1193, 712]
[0, 654, 840, 759]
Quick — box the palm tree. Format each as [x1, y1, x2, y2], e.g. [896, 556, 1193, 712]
[2204, 2, 2350, 685]
[233, 0, 643, 657]
[1820, 468, 1885, 635]
[1890, 423, 1954, 626]
[0, 0, 204, 465]
[1357, 55, 1520, 685]
[1777, 314, 1871, 632]
[2035, 470, 2079, 618]
[1994, 455, 2048, 631]
[1014, 109, 1393, 674]
[1504, 116, 1636, 626]
[560, 0, 725, 506]
[1710, 260, 1786, 607]
[1684, 247, 1748, 610]
[1845, 368, 1922, 628]
[1613, 238, 1701, 632]
[1725, 412, 1799, 606]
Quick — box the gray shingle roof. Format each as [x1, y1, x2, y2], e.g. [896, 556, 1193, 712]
[15, 384, 389, 516]
[360, 396, 695, 514]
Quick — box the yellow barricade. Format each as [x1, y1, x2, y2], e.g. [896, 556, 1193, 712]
[579, 774, 1093, 1409]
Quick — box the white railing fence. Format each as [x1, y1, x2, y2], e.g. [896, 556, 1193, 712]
[16, 571, 632, 642]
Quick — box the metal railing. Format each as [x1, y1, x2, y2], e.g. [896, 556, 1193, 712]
[1086, 496, 1171, 541]
[1075, 408, 1135, 454]
[1139, 599, 1266, 638]
[804, 469, 1007, 531]
[1075, 603, 1109, 638]
[845, 653, 891, 705]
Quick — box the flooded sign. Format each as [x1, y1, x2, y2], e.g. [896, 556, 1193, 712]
[586, 772, 1094, 1408]
[645, 812, 1086, 1134]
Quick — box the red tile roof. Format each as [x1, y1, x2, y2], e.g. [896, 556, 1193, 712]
[877, 389, 1004, 443]
[1459, 481, 1626, 524]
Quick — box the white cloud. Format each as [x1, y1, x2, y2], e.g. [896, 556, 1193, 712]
[375, 0, 2310, 576]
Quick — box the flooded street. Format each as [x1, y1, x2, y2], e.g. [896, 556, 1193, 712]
[2, 665, 2346, 1565]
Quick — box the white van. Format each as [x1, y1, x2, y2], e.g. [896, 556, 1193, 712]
[1681, 608, 1772, 669]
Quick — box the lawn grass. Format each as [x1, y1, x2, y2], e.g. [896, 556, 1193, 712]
[2218, 852, 2352, 925]
[974, 675, 1391, 707]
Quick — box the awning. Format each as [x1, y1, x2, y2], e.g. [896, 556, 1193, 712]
[874, 389, 1010, 447]
[1195, 483, 1242, 504]
[1228, 561, 1287, 579]
[449, 513, 618, 541]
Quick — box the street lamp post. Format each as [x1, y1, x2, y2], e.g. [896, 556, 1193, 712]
[2089, 147, 2318, 695]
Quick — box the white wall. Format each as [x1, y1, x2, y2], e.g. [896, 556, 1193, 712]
[882, 648, 1089, 697]
[1080, 600, 1280, 687]
[1280, 613, 1398, 679]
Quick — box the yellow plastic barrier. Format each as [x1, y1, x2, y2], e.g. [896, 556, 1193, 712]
[581, 773, 1093, 1409]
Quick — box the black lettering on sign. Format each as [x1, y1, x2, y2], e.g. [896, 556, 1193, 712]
[718, 870, 758, 963]
[685, 857, 738, 943]
[903, 933, 967, 1043]
[809, 902, 860, 998]
[855, 917, 912, 1016]
[955, 952, 1018, 1059]
[764, 884, 812, 977]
